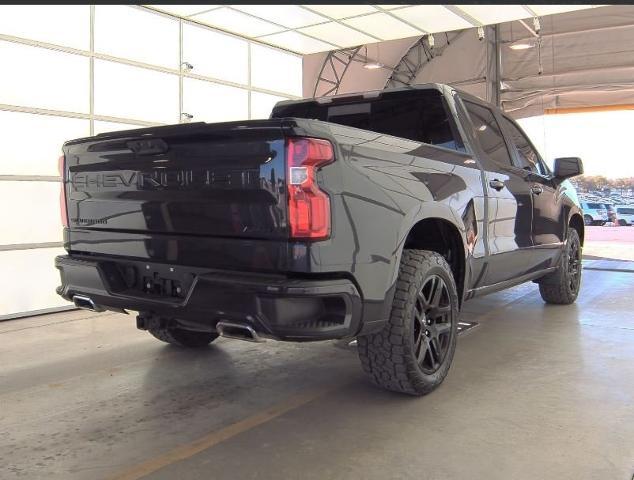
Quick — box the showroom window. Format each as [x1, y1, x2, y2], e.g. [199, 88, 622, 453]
[0, 5, 302, 318]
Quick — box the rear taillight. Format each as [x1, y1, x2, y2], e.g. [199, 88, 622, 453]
[286, 137, 334, 240]
[58, 154, 68, 228]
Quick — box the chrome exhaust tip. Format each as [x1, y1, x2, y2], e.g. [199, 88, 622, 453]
[216, 321, 263, 343]
[72, 295, 105, 312]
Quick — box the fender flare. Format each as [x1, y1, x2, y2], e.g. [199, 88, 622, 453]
[384, 202, 470, 308]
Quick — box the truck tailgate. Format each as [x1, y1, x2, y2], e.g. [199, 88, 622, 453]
[62, 120, 289, 240]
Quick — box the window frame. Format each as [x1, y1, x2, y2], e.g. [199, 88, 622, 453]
[462, 99, 515, 169]
[500, 114, 551, 178]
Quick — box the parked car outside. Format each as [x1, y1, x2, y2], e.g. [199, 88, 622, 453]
[604, 204, 618, 224]
[616, 205, 634, 226]
[581, 202, 608, 225]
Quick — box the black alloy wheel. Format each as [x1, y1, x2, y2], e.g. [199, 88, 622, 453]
[413, 275, 453, 374]
[538, 228, 582, 305]
[567, 236, 581, 293]
[357, 250, 459, 395]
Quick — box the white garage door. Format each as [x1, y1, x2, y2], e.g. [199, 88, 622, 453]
[0, 5, 302, 318]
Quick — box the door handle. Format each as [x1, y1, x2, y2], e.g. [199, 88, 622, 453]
[489, 179, 505, 191]
[531, 184, 544, 195]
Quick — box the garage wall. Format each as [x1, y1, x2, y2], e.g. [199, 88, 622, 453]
[0, 5, 303, 319]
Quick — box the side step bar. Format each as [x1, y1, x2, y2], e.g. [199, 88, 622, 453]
[216, 321, 264, 343]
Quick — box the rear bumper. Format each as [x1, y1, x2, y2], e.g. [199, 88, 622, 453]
[55, 255, 362, 341]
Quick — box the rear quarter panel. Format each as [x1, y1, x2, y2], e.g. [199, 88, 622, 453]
[288, 119, 486, 319]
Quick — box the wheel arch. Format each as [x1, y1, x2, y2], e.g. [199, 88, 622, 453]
[569, 212, 585, 246]
[399, 215, 468, 307]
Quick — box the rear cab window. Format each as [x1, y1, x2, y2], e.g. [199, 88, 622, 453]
[271, 88, 466, 153]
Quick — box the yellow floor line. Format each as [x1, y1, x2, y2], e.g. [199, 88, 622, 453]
[109, 382, 344, 480]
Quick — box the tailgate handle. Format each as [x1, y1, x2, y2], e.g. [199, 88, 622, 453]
[126, 138, 168, 155]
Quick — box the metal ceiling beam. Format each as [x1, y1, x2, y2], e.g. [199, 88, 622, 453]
[312, 46, 363, 97]
[385, 31, 465, 89]
[443, 6, 482, 27]
[518, 19, 540, 38]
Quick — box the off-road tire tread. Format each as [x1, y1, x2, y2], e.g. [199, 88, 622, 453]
[357, 250, 458, 396]
[538, 229, 581, 305]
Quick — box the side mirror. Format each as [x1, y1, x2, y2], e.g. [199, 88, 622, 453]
[553, 157, 583, 180]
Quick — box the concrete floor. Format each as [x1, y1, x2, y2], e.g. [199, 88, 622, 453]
[2, 264, 634, 480]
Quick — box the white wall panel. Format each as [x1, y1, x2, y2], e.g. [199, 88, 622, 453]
[183, 77, 248, 123]
[95, 5, 179, 68]
[94, 59, 179, 123]
[250, 44, 302, 96]
[0, 111, 89, 176]
[250, 92, 286, 119]
[182, 23, 248, 85]
[93, 121, 145, 135]
[0, 181, 63, 245]
[0, 5, 89, 50]
[0, 248, 70, 316]
[0, 41, 89, 113]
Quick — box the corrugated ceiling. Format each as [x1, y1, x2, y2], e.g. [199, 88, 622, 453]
[145, 4, 608, 54]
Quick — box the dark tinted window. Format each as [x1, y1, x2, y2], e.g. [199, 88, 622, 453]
[617, 207, 634, 215]
[272, 89, 465, 152]
[463, 101, 513, 167]
[501, 116, 546, 175]
[587, 203, 603, 209]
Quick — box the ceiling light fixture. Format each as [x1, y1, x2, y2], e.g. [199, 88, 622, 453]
[509, 42, 534, 50]
[363, 44, 384, 70]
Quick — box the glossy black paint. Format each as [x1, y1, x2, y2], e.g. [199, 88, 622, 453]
[64, 121, 289, 239]
[57, 84, 584, 340]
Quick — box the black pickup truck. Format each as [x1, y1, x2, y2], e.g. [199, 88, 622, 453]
[56, 84, 584, 395]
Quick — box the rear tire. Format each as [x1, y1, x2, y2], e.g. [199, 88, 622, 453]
[357, 250, 459, 396]
[148, 326, 218, 348]
[538, 228, 582, 305]
[619, 219, 627, 226]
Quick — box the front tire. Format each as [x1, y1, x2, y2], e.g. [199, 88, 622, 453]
[148, 326, 218, 348]
[357, 250, 459, 396]
[538, 228, 582, 305]
[583, 215, 592, 226]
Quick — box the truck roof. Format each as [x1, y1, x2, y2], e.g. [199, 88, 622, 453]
[275, 83, 449, 109]
[276, 82, 494, 113]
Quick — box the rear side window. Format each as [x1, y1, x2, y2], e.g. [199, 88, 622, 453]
[618, 207, 634, 215]
[587, 203, 603, 209]
[463, 101, 513, 167]
[500, 116, 547, 175]
[271, 89, 466, 152]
